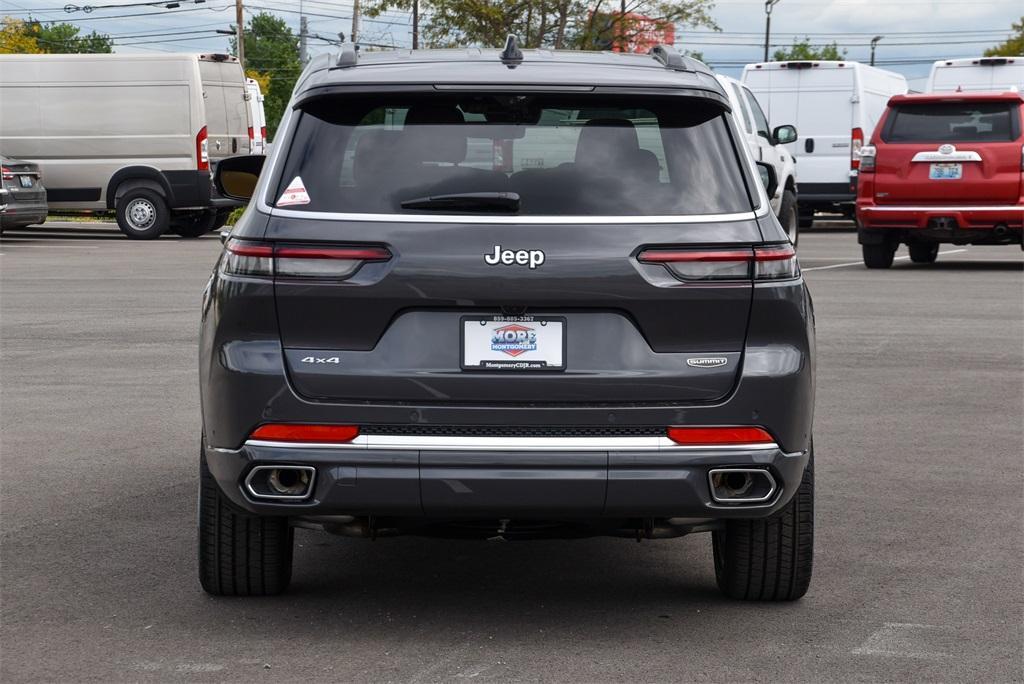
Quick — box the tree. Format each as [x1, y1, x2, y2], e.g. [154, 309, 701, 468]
[364, 0, 718, 51]
[985, 16, 1023, 57]
[0, 18, 43, 54]
[26, 21, 113, 53]
[773, 37, 845, 61]
[231, 13, 302, 140]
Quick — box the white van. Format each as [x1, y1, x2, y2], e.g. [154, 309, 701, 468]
[715, 73, 800, 244]
[926, 56, 1024, 93]
[0, 52, 249, 238]
[245, 77, 268, 155]
[742, 60, 907, 226]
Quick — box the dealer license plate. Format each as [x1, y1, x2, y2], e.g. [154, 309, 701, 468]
[462, 315, 565, 371]
[929, 163, 962, 180]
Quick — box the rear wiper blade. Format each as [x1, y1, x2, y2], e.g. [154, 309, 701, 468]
[400, 192, 520, 212]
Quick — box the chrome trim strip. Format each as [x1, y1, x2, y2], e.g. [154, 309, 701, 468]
[244, 434, 779, 452]
[911, 151, 982, 162]
[862, 205, 1024, 212]
[265, 208, 767, 224]
[244, 465, 317, 501]
[707, 468, 778, 504]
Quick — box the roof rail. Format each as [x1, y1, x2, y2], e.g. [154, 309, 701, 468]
[649, 44, 686, 71]
[336, 42, 359, 68]
[500, 34, 524, 65]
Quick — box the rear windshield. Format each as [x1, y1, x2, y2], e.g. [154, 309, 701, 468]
[271, 93, 753, 216]
[884, 102, 1020, 143]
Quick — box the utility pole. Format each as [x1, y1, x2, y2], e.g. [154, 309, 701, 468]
[351, 0, 360, 45]
[412, 0, 419, 49]
[234, 0, 244, 67]
[763, 0, 780, 62]
[870, 35, 883, 66]
[299, 15, 309, 63]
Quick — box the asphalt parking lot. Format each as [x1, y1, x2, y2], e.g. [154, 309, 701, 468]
[1, 221, 1021, 682]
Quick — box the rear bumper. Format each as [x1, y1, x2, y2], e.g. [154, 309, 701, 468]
[0, 200, 48, 227]
[799, 181, 857, 205]
[205, 437, 809, 520]
[856, 203, 1024, 231]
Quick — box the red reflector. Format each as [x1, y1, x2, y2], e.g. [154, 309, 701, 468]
[226, 240, 273, 257]
[250, 424, 360, 443]
[667, 426, 775, 445]
[274, 246, 392, 260]
[638, 249, 753, 263]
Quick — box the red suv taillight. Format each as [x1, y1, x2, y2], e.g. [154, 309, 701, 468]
[851, 127, 864, 170]
[637, 244, 799, 281]
[196, 126, 209, 172]
[859, 144, 876, 173]
[222, 238, 392, 279]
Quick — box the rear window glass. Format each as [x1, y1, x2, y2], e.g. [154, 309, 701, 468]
[272, 94, 752, 216]
[884, 102, 1019, 143]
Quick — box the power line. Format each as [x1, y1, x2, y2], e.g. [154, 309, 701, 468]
[27, 3, 233, 22]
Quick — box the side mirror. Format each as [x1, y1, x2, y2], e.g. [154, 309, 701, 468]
[213, 154, 266, 202]
[755, 161, 779, 199]
[772, 124, 798, 146]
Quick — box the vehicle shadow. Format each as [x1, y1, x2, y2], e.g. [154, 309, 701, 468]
[0, 223, 220, 241]
[899, 260, 1023, 272]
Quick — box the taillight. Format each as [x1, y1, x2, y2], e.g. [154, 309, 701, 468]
[851, 127, 864, 170]
[250, 423, 360, 443]
[260, 126, 267, 141]
[222, 238, 391, 279]
[0, 166, 12, 180]
[859, 144, 876, 173]
[196, 126, 209, 171]
[637, 244, 798, 281]
[667, 426, 775, 446]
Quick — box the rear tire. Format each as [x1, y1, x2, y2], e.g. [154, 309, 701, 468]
[171, 211, 217, 238]
[198, 444, 293, 596]
[778, 189, 799, 247]
[713, 449, 814, 601]
[862, 242, 895, 269]
[798, 206, 814, 229]
[909, 242, 939, 264]
[116, 189, 169, 240]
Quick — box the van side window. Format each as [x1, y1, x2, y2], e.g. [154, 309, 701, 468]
[742, 87, 771, 140]
[730, 83, 754, 134]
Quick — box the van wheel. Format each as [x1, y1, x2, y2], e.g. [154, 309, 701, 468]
[862, 243, 895, 269]
[198, 443, 293, 596]
[779, 190, 799, 247]
[909, 242, 939, 264]
[798, 206, 814, 229]
[116, 189, 169, 239]
[171, 211, 217, 238]
[713, 449, 814, 601]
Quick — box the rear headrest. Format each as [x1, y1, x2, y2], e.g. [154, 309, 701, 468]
[575, 118, 640, 169]
[353, 130, 400, 185]
[402, 105, 467, 164]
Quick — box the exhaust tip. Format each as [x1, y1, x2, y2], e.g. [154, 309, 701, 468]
[245, 465, 316, 501]
[707, 468, 777, 504]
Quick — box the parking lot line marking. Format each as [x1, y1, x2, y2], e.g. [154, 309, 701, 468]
[802, 248, 967, 272]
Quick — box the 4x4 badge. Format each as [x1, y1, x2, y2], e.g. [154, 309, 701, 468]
[687, 357, 728, 368]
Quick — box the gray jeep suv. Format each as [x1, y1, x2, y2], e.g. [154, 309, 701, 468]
[199, 41, 816, 600]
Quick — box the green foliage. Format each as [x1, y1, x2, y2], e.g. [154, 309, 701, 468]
[984, 16, 1023, 57]
[364, 0, 718, 50]
[231, 13, 302, 140]
[26, 21, 113, 53]
[773, 37, 845, 61]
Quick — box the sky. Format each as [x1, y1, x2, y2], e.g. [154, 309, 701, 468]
[3, 0, 1021, 88]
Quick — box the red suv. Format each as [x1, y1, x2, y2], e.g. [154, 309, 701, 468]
[856, 91, 1024, 268]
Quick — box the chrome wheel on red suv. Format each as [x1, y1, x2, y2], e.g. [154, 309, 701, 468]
[198, 41, 816, 600]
